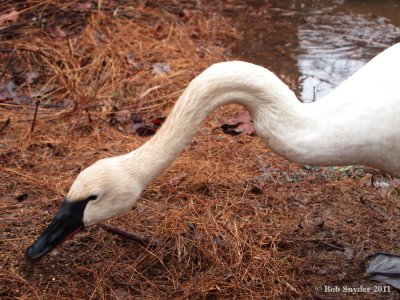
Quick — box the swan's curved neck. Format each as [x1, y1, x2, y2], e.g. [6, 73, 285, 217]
[128, 61, 310, 186]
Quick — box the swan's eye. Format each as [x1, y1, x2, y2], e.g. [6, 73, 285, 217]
[86, 195, 98, 201]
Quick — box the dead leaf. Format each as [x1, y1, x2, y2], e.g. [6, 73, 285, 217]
[5, 80, 16, 98]
[125, 54, 142, 70]
[48, 26, 67, 41]
[11, 95, 32, 105]
[25, 72, 40, 84]
[169, 173, 188, 187]
[94, 30, 107, 42]
[343, 247, 354, 260]
[187, 222, 200, 240]
[221, 111, 256, 136]
[132, 114, 166, 137]
[15, 193, 28, 202]
[0, 9, 19, 24]
[112, 110, 132, 124]
[76, 2, 92, 11]
[372, 174, 391, 189]
[114, 288, 128, 300]
[152, 62, 171, 76]
[213, 235, 227, 248]
[393, 179, 400, 187]
[179, 8, 192, 21]
[0, 83, 12, 101]
[110, 111, 165, 137]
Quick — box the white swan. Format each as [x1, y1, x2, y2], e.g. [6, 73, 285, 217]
[26, 43, 400, 261]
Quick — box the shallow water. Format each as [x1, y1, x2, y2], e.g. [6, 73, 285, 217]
[233, 0, 400, 102]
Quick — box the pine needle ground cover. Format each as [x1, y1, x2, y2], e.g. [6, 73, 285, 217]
[1, 1, 399, 299]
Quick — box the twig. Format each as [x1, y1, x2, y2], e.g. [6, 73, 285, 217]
[99, 224, 160, 247]
[0, 117, 10, 132]
[0, 48, 16, 82]
[319, 242, 345, 252]
[139, 84, 164, 99]
[30, 100, 40, 133]
[3, 167, 41, 183]
[0, 47, 51, 63]
[312, 86, 316, 102]
[67, 37, 74, 58]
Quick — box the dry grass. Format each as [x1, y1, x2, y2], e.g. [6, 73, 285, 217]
[1, 1, 400, 299]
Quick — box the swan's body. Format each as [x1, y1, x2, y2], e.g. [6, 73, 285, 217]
[27, 43, 400, 261]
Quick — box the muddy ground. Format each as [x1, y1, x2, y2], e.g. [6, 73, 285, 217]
[1, 1, 399, 299]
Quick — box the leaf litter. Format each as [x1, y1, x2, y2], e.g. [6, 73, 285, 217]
[0, 0, 399, 299]
[220, 110, 256, 136]
[110, 110, 166, 137]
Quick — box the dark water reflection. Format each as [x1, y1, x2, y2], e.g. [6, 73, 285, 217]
[233, 0, 400, 102]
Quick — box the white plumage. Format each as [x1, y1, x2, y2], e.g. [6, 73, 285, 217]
[26, 43, 400, 261]
[61, 42, 400, 225]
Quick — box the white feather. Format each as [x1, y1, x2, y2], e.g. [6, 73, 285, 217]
[64, 43, 400, 226]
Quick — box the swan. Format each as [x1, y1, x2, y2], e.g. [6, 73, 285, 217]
[26, 43, 400, 261]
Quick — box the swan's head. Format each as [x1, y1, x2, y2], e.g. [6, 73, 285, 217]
[26, 155, 143, 261]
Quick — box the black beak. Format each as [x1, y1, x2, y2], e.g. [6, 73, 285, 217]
[26, 198, 90, 261]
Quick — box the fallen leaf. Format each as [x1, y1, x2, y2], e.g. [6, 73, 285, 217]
[343, 247, 354, 260]
[0, 9, 19, 24]
[187, 222, 200, 240]
[11, 95, 32, 105]
[169, 173, 188, 187]
[48, 26, 67, 41]
[95, 30, 107, 42]
[179, 8, 192, 21]
[15, 193, 28, 202]
[110, 111, 165, 137]
[125, 54, 142, 70]
[213, 235, 227, 248]
[154, 23, 163, 33]
[0, 82, 14, 101]
[0, 81, 32, 104]
[250, 186, 263, 194]
[76, 2, 92, 11]
[392, 179, 400, 187]
[25, 72, 40, 84]
[114, 288, 128, 300]
[0, 90, 8, 101]
[133, 115, 166, 137]
[372, 174, 391, 189]
[113, 110, 132, 124]
[6, 80, 16, 98]
[150, 117, 165, 126]
[152, 62, 171, 76]
[221, 111, 256, 136]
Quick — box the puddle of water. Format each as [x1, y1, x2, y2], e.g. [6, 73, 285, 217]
[232, 0, 400, 102]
